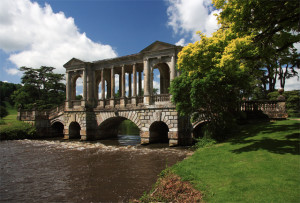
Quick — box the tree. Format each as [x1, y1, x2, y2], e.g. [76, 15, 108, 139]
[170, 29, 255, 139]
[213, 0, 300, 95]
[0, 81, 21, 105]
[11, 66, 65, 110]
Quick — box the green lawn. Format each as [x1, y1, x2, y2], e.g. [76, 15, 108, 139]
[173, 119, 300, 202]
[1, 102, 18, 124]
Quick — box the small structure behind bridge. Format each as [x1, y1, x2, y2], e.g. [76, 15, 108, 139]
[18, 41, 288, 146]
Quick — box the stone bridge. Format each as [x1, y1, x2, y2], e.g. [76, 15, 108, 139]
[18, 41, 287, 146]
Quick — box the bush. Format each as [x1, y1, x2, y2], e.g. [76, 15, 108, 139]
[268, 90, 300, 117]
[194, 136, 216, 149]
[0, 121, 37, 140]
[0, 106, 8, 118]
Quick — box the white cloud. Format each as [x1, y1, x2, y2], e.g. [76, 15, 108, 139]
[175, 38, 186, 46]
[5, 68, 21, 76]
[166, 0, 220, 42]
[0, 0, 117, 75]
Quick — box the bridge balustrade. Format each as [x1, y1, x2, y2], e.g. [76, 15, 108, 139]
[241, 101, 278, 111]
[152, 94, 170, 103]
[137, 96, 144, 104]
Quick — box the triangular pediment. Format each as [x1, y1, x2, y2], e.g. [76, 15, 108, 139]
[63, 58, 85, 68]
[140, 41, 176, 53]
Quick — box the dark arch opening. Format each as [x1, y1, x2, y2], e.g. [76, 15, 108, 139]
[97, 117, 140, 146]
[69, 122, 81, 139]
[192, 122, 207, 143]
[149, 121, 169, 143]
[51, 122, 64, 137]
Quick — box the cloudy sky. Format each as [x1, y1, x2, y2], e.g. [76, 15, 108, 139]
[0, 0, 298, 91]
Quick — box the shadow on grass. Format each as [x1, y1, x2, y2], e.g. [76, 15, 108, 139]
[229, 121, 300, 155]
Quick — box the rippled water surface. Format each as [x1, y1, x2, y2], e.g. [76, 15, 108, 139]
[0, 137, 187, 202]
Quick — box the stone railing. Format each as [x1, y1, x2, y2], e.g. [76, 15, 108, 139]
[18, 110, 49, 121]
[137, 96, 144, 104]
[71, 100, 82, 107]
[48, 104, 64, 118]
[240, 100, 287, 119]
[241, 101, 278, 111]
[152, 94, 170, 103]
[114, 98, 120, 105]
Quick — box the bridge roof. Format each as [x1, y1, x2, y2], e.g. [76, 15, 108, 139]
[64, 41, 182, 69]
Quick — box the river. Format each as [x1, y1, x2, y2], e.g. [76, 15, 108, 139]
[0, 135, 188, 202]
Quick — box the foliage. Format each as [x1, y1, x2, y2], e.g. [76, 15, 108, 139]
[0, 121, 37, 140]
[173, 119, 300, 202]
[268, 90, 300, 117]
[118, 120, 139, 135]
[11, 66, 65, 110]
[171, 29, 255, 139]
[213, 0, 300, 95]
[194, 136, 216, 149]
[0, 102, 37, 140]
[0, 106, 8, 118]
[0, 81, 21, 105]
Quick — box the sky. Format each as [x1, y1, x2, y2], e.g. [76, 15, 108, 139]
[0, 0, 299, 91]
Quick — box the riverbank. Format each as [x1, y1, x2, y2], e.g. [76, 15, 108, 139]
[139, 119, 300, 202]
[0, 102, 37, 140]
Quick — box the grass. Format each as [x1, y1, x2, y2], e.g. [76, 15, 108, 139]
[172, 119, 300, 202]
[0, 102, 36, 140]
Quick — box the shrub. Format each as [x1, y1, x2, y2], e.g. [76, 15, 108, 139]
[0, 121, 37, 140]
[0, 106, 8, 118]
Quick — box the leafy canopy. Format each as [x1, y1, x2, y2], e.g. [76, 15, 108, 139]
[11, 66, 66, 110]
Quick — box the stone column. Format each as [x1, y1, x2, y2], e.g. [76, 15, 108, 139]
[128, 73, 132, 98]
[170, 55, 176, 81]
[138, 71, 142, 96]
[66, 71, 72, 108]
[119, 74, 121, 96]
[82, 69, 87, 107]
[143, 58, 150, 105]
[100, 69, 105, 107]
[110, 67, 115, 106]
[132, 64, 137, 105]
[121, 65, 126, 106]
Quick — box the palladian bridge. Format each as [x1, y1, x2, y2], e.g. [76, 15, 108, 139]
[18, 41, 287, 146]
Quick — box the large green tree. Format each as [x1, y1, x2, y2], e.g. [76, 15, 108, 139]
[170, 29, 256, 139]
[214, 0, 300, 96]
[11, 66, 65, 110]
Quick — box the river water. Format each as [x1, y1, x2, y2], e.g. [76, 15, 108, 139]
[0, 135, 188, 202]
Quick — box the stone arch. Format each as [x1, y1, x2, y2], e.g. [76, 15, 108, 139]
[97, 115, 141, 140]
[69, 121, 81, 139]
[70, 72, 83, 100]
[192, 121, 208, 140]
[97, 111, 141, 130]
[51, 121, 64, 137]
[50, 116, 65, 126]
[149, 121, 169, 143]
[150, 62, 171, 95]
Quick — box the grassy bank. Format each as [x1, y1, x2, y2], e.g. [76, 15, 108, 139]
[174, 119, 300, 202]
[0, 102, 36, 140]
[141, 119, 300, 202]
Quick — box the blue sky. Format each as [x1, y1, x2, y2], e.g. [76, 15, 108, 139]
[0, 0, 298, 90]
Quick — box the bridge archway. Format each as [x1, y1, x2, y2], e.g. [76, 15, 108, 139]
[51, 121, 64, 137]
[69, 121, 81, 139]
[97, 117, 140, 143]
[192, 121, 208, 141]
[71, 74, 83, 100]
[151, 63, 170, 94]
[149, 121, 169, 143]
